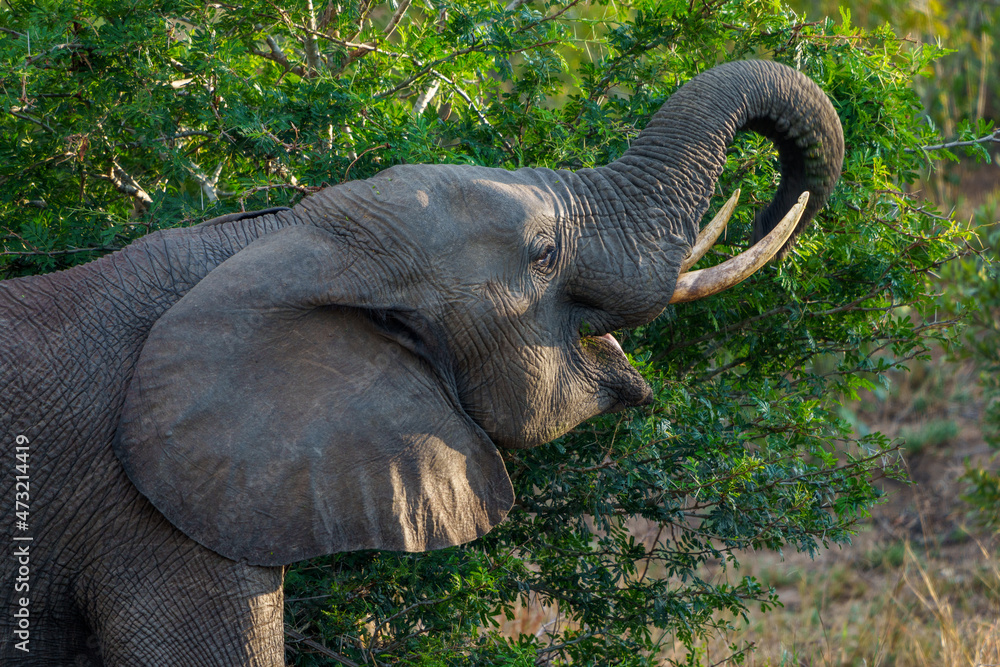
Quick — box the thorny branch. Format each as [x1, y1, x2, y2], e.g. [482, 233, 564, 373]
[430, 70, 516, 158]
[108, 161, 153, 215]
[342, 142, 389, 182]
[914, 129, 1000, 153]
[9, 109, 55, 133]
[284, 629, 364, 667]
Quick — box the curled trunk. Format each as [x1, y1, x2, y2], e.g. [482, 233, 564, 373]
[573, 60, 844, 328]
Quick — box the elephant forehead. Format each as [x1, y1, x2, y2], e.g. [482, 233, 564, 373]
[378, 163, 562, 232]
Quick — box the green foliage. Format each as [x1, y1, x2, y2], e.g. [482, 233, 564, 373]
[945, 209, 1000, 445]
[942, 204, 1000, 529]
[0, 1, 976, 664]
[787, 0, 1000, 135]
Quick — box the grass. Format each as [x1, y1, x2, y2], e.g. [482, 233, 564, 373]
[686, 538, 1000, 666]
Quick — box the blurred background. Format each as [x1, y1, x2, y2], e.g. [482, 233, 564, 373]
[658, 0, 1000, 662]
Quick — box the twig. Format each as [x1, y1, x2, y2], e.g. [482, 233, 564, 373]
[9, 110, 55, 133]
[369, 596, 448, 648]
[235, 182, 317, 210]
[342, 142, 389, 182]
[696, 354, 751, 383]
[707, 643, 756, 667]
[1, 246, 118, 258]
[911, 129, 1000, 153]
[284, 629, 361, 667]
[535, 631, 597, 656]
[115, 129, 217, 149]
[430, 70, 516, 158]
[383, 0, 411, 38]
[512, 0, 582, 35]
[24, 41, 83, 66]
[108, 161, 153, 214]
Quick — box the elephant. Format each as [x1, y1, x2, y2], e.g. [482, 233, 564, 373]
[0, 59, 843, 665]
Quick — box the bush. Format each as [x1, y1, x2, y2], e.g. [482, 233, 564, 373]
[0, 1, 978, 664]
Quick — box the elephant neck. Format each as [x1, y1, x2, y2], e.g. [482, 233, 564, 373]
[98, 207, 298, 328]
[0, 207, 297, 391]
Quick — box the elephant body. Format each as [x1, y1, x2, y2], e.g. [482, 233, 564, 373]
[0, 61, 844, 665]
[2, 215, 289, 664]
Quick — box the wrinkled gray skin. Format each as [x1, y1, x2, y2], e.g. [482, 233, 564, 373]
[0, 61, 842, 665]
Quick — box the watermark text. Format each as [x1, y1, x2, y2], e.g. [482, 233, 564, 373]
[11, 434, 31, 653]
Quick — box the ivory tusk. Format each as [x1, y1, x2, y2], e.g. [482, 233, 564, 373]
[679, 189, 740, 273]
[669, 191, 810, 305]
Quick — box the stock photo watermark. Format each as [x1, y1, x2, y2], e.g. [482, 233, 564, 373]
[11, 434, 31, 653]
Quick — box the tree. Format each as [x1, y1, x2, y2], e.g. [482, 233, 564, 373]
[0, 1, 977, 664]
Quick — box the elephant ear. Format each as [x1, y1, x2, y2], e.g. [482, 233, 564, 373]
[115, 224, 513, 566]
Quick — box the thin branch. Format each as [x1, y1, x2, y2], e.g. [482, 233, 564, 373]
[267, 3, 403, 57]
[24, 41, 83, 66]
[696, 355, 752, 383]
[235, 182, 317, 210]
[383, 0, 412, 38]
[369, 596, 448, 648]
[535, 631, 597, 657]
[912, 129, 1000, 153]
[108, 161, 153, 214]
[373, 45, 480, 99]
[1, 245, 117, 258]
[249, 34, 306, 76]
[115, 129, 217, 149]
[430, 70, 516, 158]
[512, 0, 582, 34]
[8, 109, 55, 133]
[284, 629, 362, 667]
[342, 142, 389, 182]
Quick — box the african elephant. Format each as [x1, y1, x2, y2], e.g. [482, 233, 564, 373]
[0, 59, 843, 665]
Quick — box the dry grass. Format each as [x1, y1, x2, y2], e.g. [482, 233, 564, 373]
[653, 534, 1000, 666]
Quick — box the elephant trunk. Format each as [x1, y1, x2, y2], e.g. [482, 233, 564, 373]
[571, 60, 844, 329]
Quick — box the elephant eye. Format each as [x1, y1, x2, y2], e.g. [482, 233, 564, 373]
[533, 244, 558, 273]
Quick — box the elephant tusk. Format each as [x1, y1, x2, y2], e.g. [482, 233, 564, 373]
[679, 189, 740, 273]
[669, 191, 809, 305]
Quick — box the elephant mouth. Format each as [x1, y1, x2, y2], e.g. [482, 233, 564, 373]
[596, 332, 624, 354]
[582, 332, 653, 410]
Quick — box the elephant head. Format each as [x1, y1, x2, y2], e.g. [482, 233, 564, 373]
[114, 60, 843, 566]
